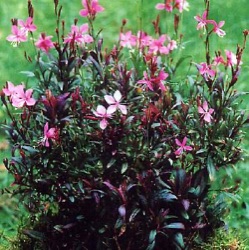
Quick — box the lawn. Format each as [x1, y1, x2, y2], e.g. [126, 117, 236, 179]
[1, 0, 249, 247]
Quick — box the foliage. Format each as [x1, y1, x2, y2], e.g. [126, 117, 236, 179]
[1, 0, 248, 249]
[193, 228, 248, 250]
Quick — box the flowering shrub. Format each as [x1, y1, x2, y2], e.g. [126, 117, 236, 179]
[1, 0, 248, 249]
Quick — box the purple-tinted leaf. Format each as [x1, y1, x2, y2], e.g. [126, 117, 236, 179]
[103, 181, 117, 191]
[192, 223, 206, 229]
[63, 223, 76, 229]
[118, 204, 126, 218]
[182, 199, 190, 211]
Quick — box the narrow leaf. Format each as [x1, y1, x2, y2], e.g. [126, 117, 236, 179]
[164, 222, 185, 230]
[207, 155, 216, 181]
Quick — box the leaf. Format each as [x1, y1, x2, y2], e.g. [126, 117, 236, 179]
[77, 181, 85, 194]
[207, 155, 216, 181]
[222, 191, 241, 203]
[23, 229, 45, 241]
[196, 148, 207, 154]
[129, 208, 140, 222]
[157, 190, 177, 202]
[69, 196, 75, 202]
[146, 230, 157, 250]
[173, 232, 185, 249]
[63, 223, 76, 229]
[106, 158, 116, 169]
[148, 229, 157, 243]
[188, 186, 201, 197]
[20, 71, 35, 77]
[151, 123, 161, 128]
[76, 215, 84, 221]
[164, 222, 185, 230]
[175, 169, 186, 193]
[54, 225, 64, 233]
[146, 241, 155, 250]
[21, 145, 39, 154]
[121, 163, 128, 174]
[103, 181, 117, 192]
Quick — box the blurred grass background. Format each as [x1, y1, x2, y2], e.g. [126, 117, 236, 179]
[0, 0, 249, 246]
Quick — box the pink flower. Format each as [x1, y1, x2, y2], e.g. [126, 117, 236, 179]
[197, 62, 216, 80]
[79, 0, 104, 18]
[155, 1, 173, 12]
[167, 39, 177, 51]
[149, 35, 170, 55]
[174, 137, 192, 156]
[175, 0, 189, 13]
[93, 105, 114, 129]
[156, 70, 169, 92]
[2, 82, 35, 108]
[18, 17, 37, 33]
[213, 55, 225, 66]
[194, 10, 209, 30]
[35, 33, 54, 53]
[6, 25, 27, 45]
[209, 20, 226, 37]
[64, 24, 93, 45]
[11, 88, 36, 108]
[137, 31, 153, 48]
[225, 50, 242, 67]
[119, 31, 137, 48]
[198, 101, 214, 123]
[2, 82, 23, 98]
[137, 70, 168, 92]
[104, 90, 127, 115]
[137, 72, 154, 91]
[42, 122, 57, 147]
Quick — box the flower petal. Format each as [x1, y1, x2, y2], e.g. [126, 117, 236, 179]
[100, 119, 108, 129]
[96, 105, 106, 115]
[118, 104, 127, 115]
[104, 95, 116, 105]
[114, 90, 122, 102]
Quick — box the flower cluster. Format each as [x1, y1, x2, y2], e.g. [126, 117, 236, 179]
[2, 81, 36, 108]
[6, 17, 36, 46]
[80, 0, 104, 19]
[194, 10, 226, 37]
[93, 90, 127, 129]
[120, 31, 178, 55]
[156, 0, 189, 13]
[64, 23, 93, 45]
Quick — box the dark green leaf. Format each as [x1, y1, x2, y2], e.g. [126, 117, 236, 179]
[129, 208, 140, 222]
[157, 190, 177, 202]
[164, 222, 185, 230]
[23, 229, 45, 241]
[21, 145, 39, 153]
[174, 232, 184, 249]
[207, 155, 216, 181]
[175, 169, 186, 193]
[69, 196, 75, 202]
[121, 162, 128, 174]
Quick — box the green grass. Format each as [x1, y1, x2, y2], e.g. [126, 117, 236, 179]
[1, 0, 249, 247]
